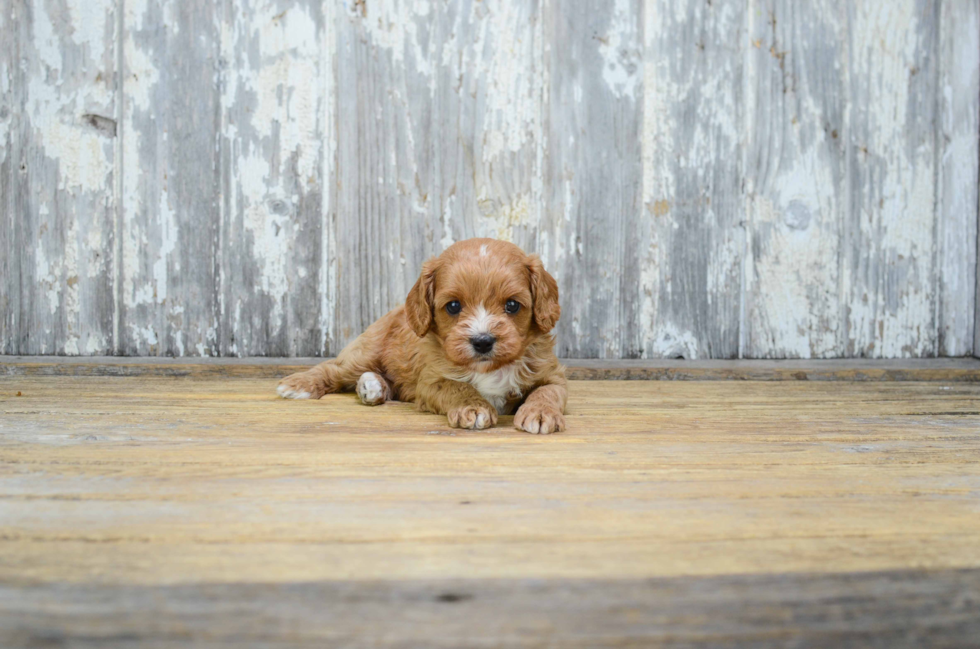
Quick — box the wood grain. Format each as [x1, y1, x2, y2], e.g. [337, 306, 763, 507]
[742, 0, 845, 359]
[3, 570, 979, 647]
[642, 0, 744, 360]
[119, 0, 222, 356]
[217, 0, 330, 357]
[547, 0, 643, 358]
[940, 0, 979, 357]
[0, 377, 978, 582]
[1, 0, 978, 359]
[843, 0, 941, 358]
[0, 0, 118, 355]
[1, 375, 979, 645]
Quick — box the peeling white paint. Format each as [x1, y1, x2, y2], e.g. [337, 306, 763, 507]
[173, 330, 184, 357]
[440, 194, 457, 250]
[641, 0, 742, 359]
[62, 216, 80, 355]
[319, 0, 338, 357]
[938, 1, 980, 355]
[65, 0, 110, 65]
[847, 0, 937, 357]
[31, 1, 62, 71]
[85, 225, 107, 279]
[26, 59, 112, 194]
[472, 1, 542, 161]
[128, 323, 159, 348]
[13, 1, 119, 354]
[641, 54, 677, 207]
[123, 37, 159, 112]
[85, 334, 107, 355]
[479, 194, 532, 242]
[218, 3, 325, 343]
[353, 0, 433, 78]
[599, 0, 639, 99]
[35, 206, 61, 317]
[746, 135, 841, 358]
[648, 323, 700, 359]
[5, 0, 976, 359]
[120, 0, 155, 319]
[248, 5, 319, 180]
[240, 153, 292, 331]
[640, 1, 671, 340]
[147, 190, 176, 304]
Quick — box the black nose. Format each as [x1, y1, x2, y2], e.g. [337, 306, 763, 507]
[470, 334, 496, 355]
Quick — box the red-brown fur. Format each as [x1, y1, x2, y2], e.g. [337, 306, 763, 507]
[277, 239, 567, 433]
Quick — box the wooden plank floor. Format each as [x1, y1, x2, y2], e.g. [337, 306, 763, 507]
[1, 372, 979, 646]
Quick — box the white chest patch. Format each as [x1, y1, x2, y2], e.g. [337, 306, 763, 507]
[463, 364, 524, 414]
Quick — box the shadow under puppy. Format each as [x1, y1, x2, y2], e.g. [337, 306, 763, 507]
[277, 238, 567, 434]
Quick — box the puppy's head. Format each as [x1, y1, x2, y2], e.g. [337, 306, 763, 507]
[406, 239, 560, 372]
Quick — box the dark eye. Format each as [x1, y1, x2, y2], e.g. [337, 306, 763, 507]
[505, 299, 521, 315]
[445, 300, 462, 315]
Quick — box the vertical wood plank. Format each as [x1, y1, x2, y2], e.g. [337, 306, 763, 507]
[217, 0, 329, 357]
[545, 0, 642, 358]
[0, 3, 17, 353]
[843, 0, 940, 357]
[1, 0, 118, 355]
[319, 1, 338, 358]
[938, 0, 978, 357]
[119, 0, 221, 356]
[334, 1, 429, 345]
[742, 1, 846, 358]
[333, 0, 546, 351]
[641, 0, 743, 359]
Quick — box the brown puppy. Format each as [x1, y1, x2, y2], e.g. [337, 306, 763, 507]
[277, 238, 567, 434]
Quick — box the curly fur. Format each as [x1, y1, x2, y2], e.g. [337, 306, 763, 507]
[277, 239, 567, 434]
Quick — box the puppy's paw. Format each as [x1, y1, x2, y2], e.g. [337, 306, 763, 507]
[514, 404, 565, 435]
[277, 371, 327, 400]
[447, 403, 498, 430]
[356, 371, 389, 406]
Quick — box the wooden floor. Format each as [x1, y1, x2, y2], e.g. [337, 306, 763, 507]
[1, 368, 979, 647]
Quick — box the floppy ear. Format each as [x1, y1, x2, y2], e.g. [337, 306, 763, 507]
[405, 258, 439, 337]
[527, 255, 560, 333]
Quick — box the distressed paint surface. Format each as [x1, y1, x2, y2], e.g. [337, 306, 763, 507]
[938, 0, 979, 357]
[843, 0, 941, 358]
[218, 1, 330, 356]
[1, 0, 117, 355]
[742, 0, 845, 358]
[119, 0, 222, 356]
[547, 0, 644, 358]
[641, 0, 743, 359]
[1, 0, 977, 358]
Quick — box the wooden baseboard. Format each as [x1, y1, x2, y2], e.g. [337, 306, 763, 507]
[2, 356, 979, 381]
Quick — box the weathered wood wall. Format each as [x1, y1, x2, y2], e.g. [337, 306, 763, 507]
[1, 0, 978, 359]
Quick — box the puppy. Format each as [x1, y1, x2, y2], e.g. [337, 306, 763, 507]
[277, 238, 566, 434]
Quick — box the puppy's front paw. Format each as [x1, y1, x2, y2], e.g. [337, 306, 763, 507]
[277, 371, 327, 400]
[514, 404, 565, 434]
[447, 403, 498, 430]
[356, 371, 389, 406]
